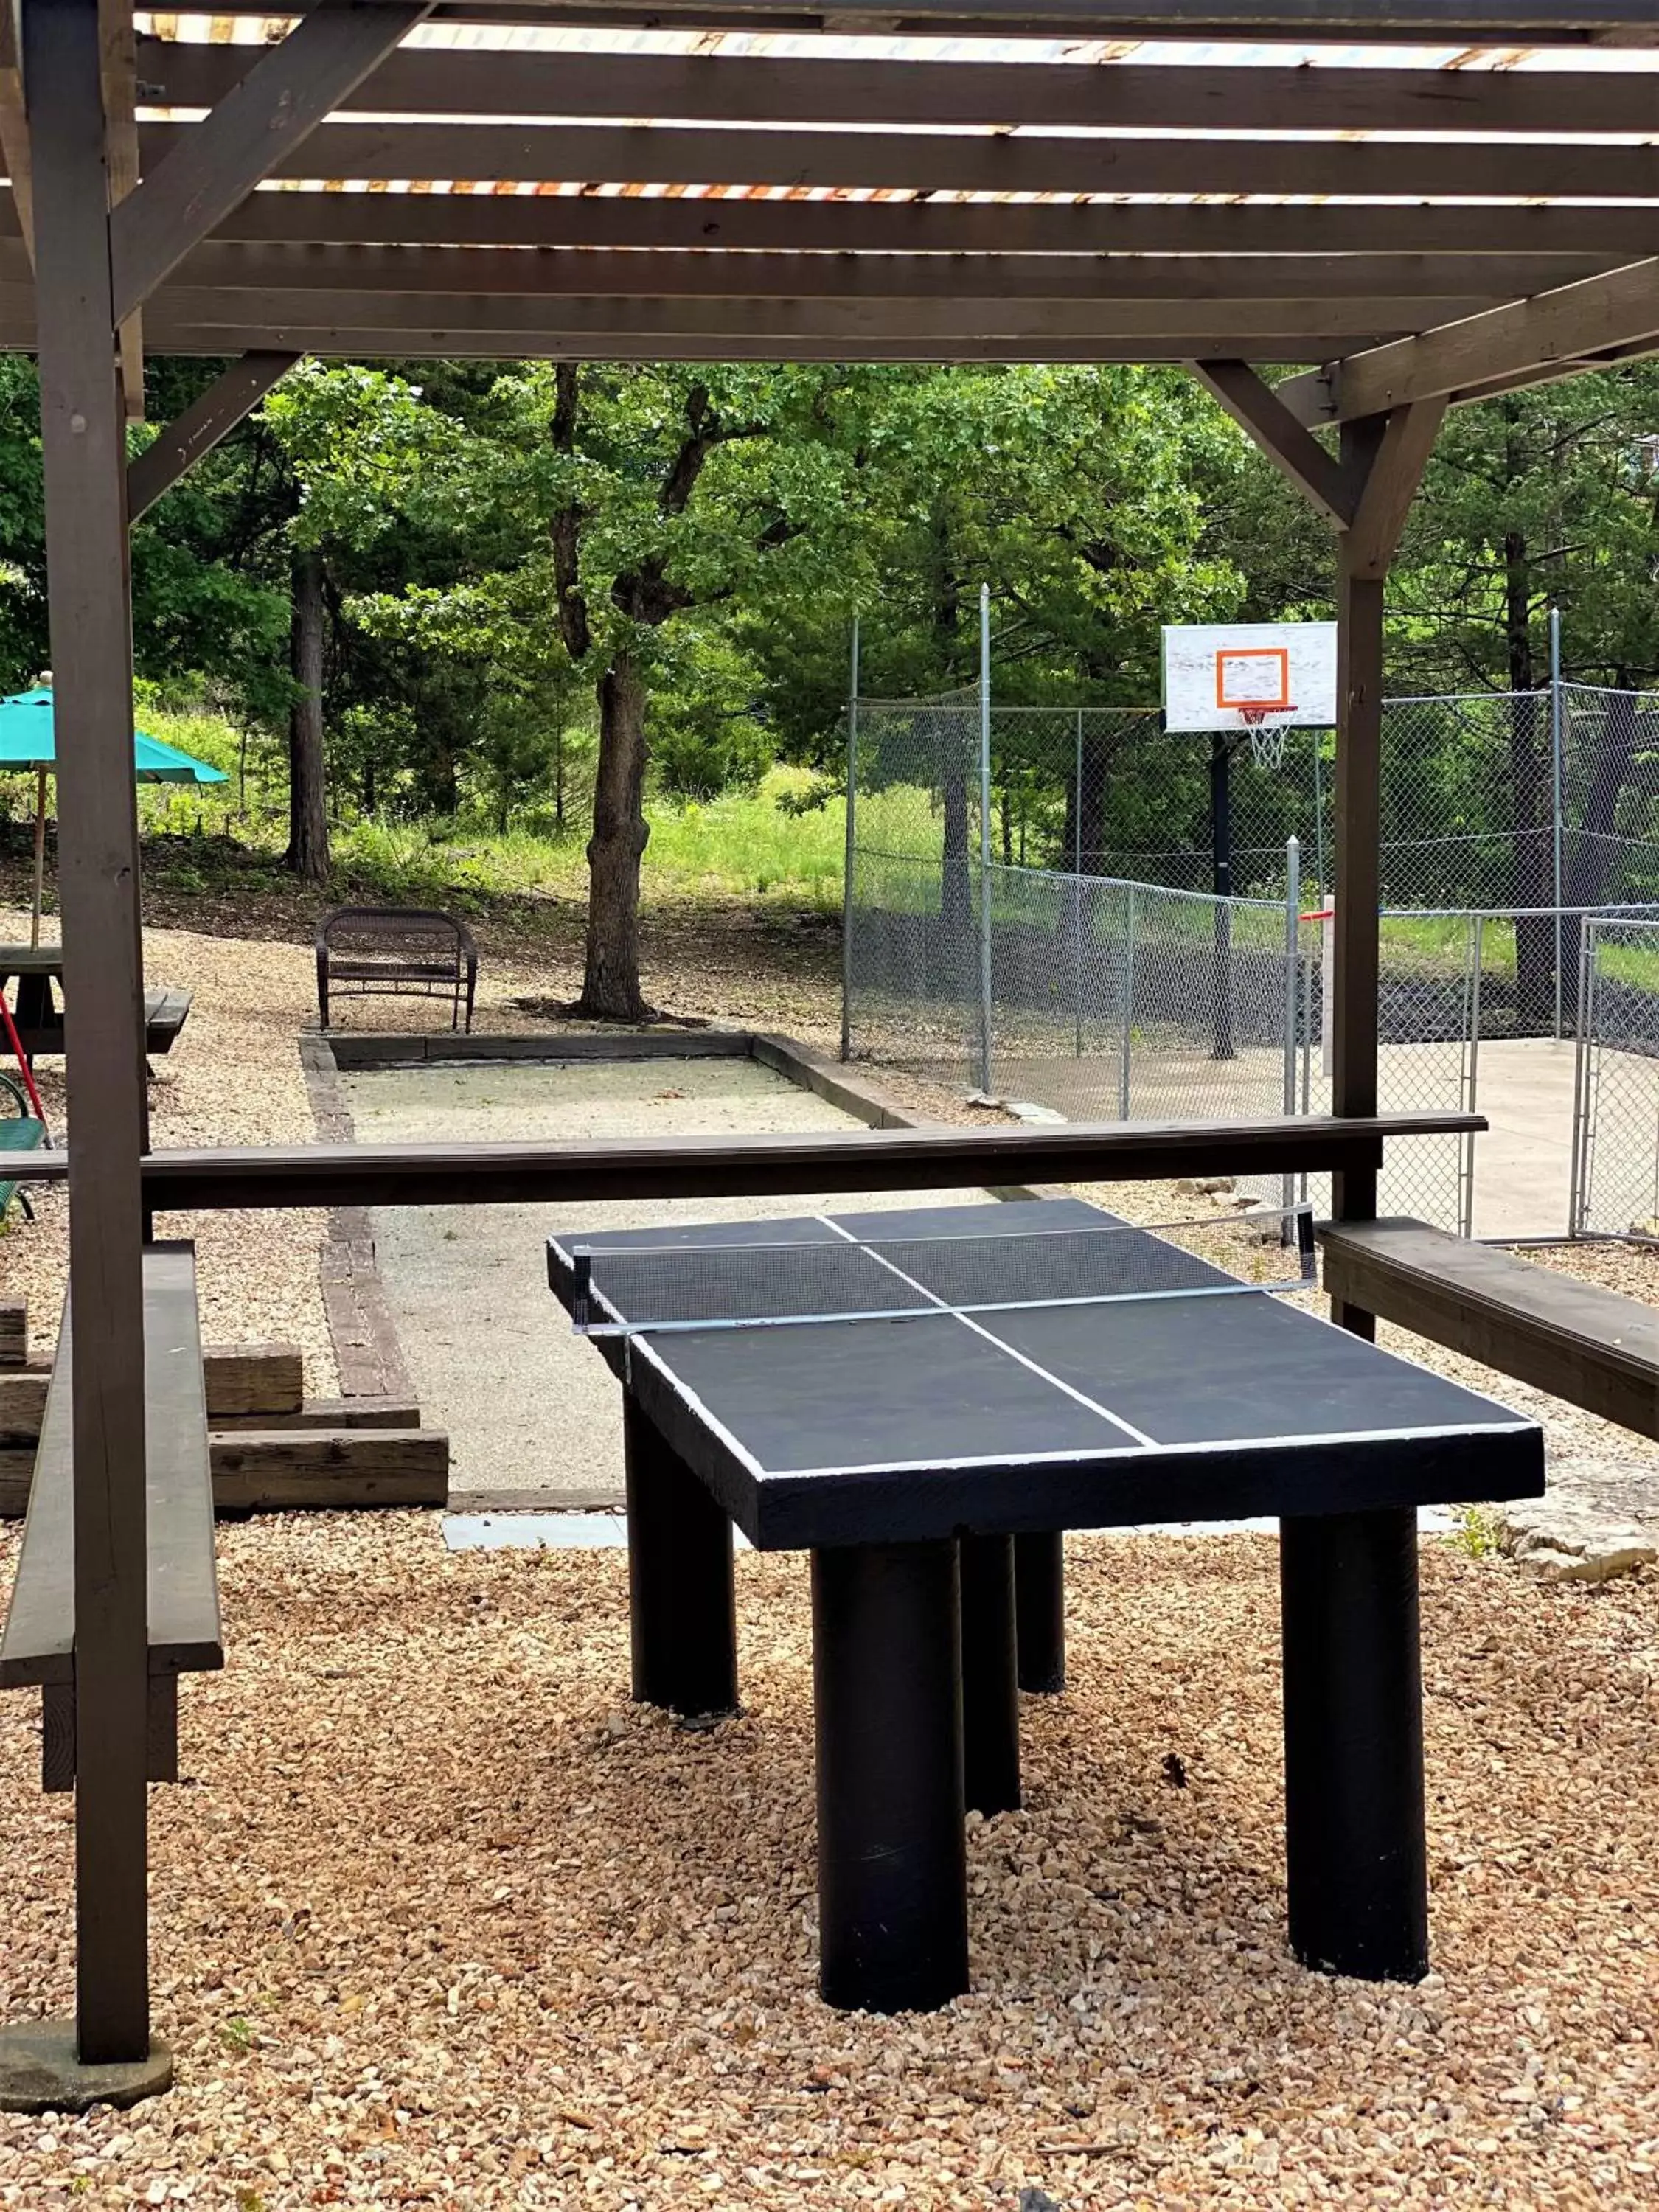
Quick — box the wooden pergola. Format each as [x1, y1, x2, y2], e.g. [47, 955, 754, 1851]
[1, 0, 1655, 2106]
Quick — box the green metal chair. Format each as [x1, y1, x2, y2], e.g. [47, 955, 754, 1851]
[0, 1068, 44, 1224]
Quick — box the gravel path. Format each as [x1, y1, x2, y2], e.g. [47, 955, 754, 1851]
[3, 1514, 1657, 2208]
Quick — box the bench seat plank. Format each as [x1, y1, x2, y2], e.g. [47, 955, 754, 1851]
[0, 1242, 223, 1688]
[1320, 1217, 1658, 1441]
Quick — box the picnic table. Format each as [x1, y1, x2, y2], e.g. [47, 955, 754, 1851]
[548, 1194, 1545, 2014]
[0, 945, 192, 1060]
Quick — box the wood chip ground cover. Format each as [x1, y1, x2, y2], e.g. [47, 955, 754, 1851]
[1, 1518, 1655, 2208]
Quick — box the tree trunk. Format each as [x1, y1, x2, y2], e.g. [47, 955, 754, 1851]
[577, 652, 653, 1019]
[285, 545, 330, 883]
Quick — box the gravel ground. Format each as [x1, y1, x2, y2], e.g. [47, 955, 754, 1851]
[2, 1514, 1657, 2209]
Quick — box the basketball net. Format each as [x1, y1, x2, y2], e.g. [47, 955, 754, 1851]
[1238, 704, 1293, 772]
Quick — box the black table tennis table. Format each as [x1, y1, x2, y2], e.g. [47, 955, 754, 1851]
[547, 1195, 1544, 2015]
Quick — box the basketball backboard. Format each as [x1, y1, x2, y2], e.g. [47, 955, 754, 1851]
[1161, 622, 1338, 734]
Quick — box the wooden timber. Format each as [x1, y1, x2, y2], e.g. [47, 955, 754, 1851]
[0, 1299, 23, 1367]
[209, 1429, 449, 1514]
[1320, 1219, 1659, 1441]
[18, 1114, 1488, 1212]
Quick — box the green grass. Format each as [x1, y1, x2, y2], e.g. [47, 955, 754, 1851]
[1, 692, 849, 916]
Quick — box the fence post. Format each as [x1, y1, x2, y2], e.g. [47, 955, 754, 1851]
[1569, 919, 1596, 1236]
[1281, 838, 1301, 1223]
[1463, 915, 1483, 1239]
[1119, 885, 1135, 1120]
[839, 615, 858, 1063]
[977, 583, 993, 1096]
[1073, 707, 1085, 1057]
[1550, 605, 1565, 1040]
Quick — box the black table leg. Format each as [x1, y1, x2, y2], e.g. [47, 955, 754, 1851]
[624, 1395, 737, 1718]
[1014, 1530, 1065, 1694]
[812, 1540, 969, 2013]
[1280, 1507, 1428, 1982]
[959, 1534, 1020, 1815]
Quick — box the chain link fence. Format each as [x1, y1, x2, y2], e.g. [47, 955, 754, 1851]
[844, 677, 1659, 1238]
[1572, 918, 1659, 1241]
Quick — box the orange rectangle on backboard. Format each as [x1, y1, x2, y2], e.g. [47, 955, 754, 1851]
[1215, 647, 1291, 712]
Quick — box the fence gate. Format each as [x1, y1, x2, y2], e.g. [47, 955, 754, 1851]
[1572, 918, 1659, 1239]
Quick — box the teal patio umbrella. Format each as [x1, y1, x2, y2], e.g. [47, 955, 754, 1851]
[0, 683, 229, 945]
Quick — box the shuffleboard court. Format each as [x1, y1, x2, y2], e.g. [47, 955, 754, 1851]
[547, 1194, 1545, 2015]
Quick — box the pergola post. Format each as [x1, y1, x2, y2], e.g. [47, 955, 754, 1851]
[1, 0, 163, 2098]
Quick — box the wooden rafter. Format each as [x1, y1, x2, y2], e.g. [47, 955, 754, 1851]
[109, 0, 432, 324]
[0, 1, 32, 268]
[136, 38, 1659, 138]
[131, 117, 1659, 202]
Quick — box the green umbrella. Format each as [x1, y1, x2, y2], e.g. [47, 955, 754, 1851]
[0, 683, 229, 945]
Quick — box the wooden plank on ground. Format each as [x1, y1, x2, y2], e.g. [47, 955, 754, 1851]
[209, 1428, 449, 1514]
[203, 1343, 303, 1419]
[0, 1299, 24, 1366]
[1320, 1218, 1659, 1440]
[209, 1396, 421, 1434]
[0, 1371, 49, 1438]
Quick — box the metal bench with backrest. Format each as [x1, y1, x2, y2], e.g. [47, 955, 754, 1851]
[316, 906, 479, 1034]
[0, 1244, 223, 1792]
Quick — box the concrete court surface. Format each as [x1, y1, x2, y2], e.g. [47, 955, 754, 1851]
[993, 1034, 1582, 1239]
[343, 1056, 985, 1506]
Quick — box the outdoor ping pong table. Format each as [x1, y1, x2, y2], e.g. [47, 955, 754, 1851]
[546, 1195, 1545, 2015]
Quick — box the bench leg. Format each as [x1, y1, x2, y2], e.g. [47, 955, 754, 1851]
[1014, 1529, 1065, 1694]
[1280, 1507, 1428, 1982]
[624, 1397, 737, 1718]
[811, 1539, 969, 2013]
[959, 1534, 1020, 1816]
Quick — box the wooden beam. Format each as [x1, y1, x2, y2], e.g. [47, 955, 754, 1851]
[137, 38, 1659, 137]
[12, 183, 1646, 261]
[0, 3, 32, 269]
[1187, 360, 1355, 530]
[69, 290, 1474, 342]
[22, 1113, 1487, 1211]
[23, 0, 151, 2068]
[126, 352, 299, 522]
[110, 0, 431, 323]
[0, 237, 1579, 305]
[132, 118, 1659, 203]
[0, 321, 1395, 364]
[123, 0, 1659, 37]
[1345, 398, 1449, 580]
[1450, 333, 1659, 405]
[1279, 258, 1659, 422]
[100, 0, 142, 420]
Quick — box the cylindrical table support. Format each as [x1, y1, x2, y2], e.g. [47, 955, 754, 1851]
[624, 1397, 737, 1718]
[1013, 1530, 1065, 1694]
[812, 1540, 969, 2013]
[960, 1534, 1021, 1815]
[1280, 1507, 1428, 1983]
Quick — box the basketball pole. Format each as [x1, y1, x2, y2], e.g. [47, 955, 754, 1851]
[1209, 731, 1237, 1061]
[978, 583, 993, 1098]
[840, 614, 858, 1064]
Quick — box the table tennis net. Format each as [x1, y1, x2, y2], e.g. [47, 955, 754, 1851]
[567, 1205, 1315, 1338]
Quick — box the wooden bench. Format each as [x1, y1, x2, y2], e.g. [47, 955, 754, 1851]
[316, 907, 478, 1034]
[0, 1071, 44, 1224]
[1320, 1217, 1659, 1441]
[0, 1244, 222, 1792]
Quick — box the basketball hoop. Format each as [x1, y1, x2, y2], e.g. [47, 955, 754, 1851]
[1238, 703, 1294, 772]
